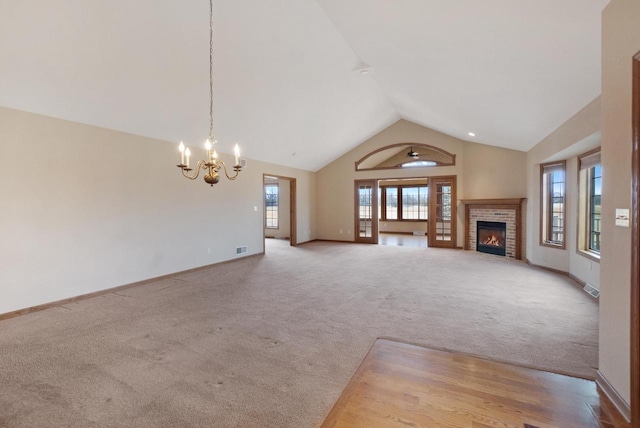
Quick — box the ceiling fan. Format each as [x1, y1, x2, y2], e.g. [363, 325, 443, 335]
[407, 147, 419, 160]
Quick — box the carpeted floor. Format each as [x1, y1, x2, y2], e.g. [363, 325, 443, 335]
[0, 240, 598, 427]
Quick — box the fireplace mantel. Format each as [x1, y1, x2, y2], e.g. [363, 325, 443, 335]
[461, 198, 526, 259]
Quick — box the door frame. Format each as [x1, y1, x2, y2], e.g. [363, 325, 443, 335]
[630, 50, 640, 426]
[428, 175, 457, 248]
[354, 180, 378, 244]
[263, 174, 297, 247]
[352, 175, 457, 246]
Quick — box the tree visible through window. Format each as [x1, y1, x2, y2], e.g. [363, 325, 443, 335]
[540, 162, 565, 247]
[265, 183, 278, 229]
[385, 187, 398, 220]
[381, 186, 427, 220]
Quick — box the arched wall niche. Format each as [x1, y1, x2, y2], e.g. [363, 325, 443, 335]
[355, 143, 456, 171]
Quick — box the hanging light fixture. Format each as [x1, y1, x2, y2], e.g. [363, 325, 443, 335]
[176, 0, 242, 186]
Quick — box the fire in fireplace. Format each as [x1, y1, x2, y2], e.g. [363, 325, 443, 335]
[477, 221, 507, 256]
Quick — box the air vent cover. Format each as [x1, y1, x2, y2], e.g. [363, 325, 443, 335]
[236, 246, 248, 256]
[583, 283, 600, 299]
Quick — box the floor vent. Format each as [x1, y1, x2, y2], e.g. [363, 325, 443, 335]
[236, 246, 248, 256]
[583, 283, 600, 299]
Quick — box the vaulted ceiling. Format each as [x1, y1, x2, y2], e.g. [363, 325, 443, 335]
[0, 0, 608, 171]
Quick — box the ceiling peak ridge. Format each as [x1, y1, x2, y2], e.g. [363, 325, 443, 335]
[312, 0, 400, 117]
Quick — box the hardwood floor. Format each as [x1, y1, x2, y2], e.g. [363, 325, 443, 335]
[321, 339, 629, 428]
[378, 233, 428, 248]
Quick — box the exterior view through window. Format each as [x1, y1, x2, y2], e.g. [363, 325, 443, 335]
[265, 183, 279, 229]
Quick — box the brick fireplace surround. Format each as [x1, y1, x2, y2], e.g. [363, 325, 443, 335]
[460, 198, 526, 260]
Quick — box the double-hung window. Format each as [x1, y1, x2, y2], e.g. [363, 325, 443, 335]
[540, 161, 566, 247]
[578, 149, 601, 257]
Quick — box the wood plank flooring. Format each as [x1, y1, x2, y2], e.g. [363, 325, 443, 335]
[321, 339, 629, 428]
[378, 233, 428, 248]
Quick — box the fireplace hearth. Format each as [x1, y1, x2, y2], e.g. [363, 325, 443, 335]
[477, 221, 507, 256]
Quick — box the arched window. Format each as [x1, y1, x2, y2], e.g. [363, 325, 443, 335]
[355, 143, 455, 171]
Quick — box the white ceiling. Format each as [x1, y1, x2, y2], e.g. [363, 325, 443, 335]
[0, 0, 608, 171]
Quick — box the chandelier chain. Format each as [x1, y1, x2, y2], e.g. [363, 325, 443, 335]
[175, 0, 242, 186]
[209, 0, 214, 141]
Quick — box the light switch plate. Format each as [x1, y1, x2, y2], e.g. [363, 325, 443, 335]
[616, 208, 630, 227]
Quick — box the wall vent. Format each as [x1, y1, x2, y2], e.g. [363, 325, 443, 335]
[236, 246, 248, 256]
[583, 283, 600, 299]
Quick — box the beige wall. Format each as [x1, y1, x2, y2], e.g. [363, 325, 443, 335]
[0, 106, 316, 315]
[316, 119, 527, 246]
[525, 98, 601, 276]
[599, 0, 640, 406]
[526, 13, 635, 407]
[462, 142, 529, 199]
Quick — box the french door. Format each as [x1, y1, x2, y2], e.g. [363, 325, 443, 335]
[354, 180, 378, 244]
[428, 176, 456, 248]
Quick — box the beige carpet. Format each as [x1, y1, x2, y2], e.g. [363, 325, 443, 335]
[0, 240, 598, 427]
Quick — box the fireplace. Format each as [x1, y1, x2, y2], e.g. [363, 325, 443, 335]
[461, 198, 525, 259]
[476, 221, 507, 256]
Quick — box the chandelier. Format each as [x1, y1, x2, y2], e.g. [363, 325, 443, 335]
[176, 0, 242, 186]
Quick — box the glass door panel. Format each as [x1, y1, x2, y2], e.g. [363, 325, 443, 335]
[354, 180, 378, 244]
[429, 176, 456, 248]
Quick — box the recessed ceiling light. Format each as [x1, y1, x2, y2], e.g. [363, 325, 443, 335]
[468, 132, 476, 137]
[359, 69, 369, 75]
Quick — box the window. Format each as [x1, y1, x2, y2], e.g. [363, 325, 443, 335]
[402, 161, 437, 167]
[385, 187, 398, 220]
[540, 161, 565, 247]
[588, 165, 602, 252]
[358, 186, 373, 220]
[355, 143, 455, 171]
[381, 185, 428, 220]
[578, 150, 601, 257]
[265, 183, 278, 229]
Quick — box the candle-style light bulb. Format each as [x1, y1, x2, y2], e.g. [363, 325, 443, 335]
[185, 147, 191, 168]
[205, 139, 213, 163]
[234, 144, 240, 166]
[213, 149, 218, 160]
[178, 141, 185, 165]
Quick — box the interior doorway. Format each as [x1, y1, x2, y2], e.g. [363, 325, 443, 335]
[353, 175, 457, 248]
[263, 174, 297, 249]
[378, 178, 429, 247]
